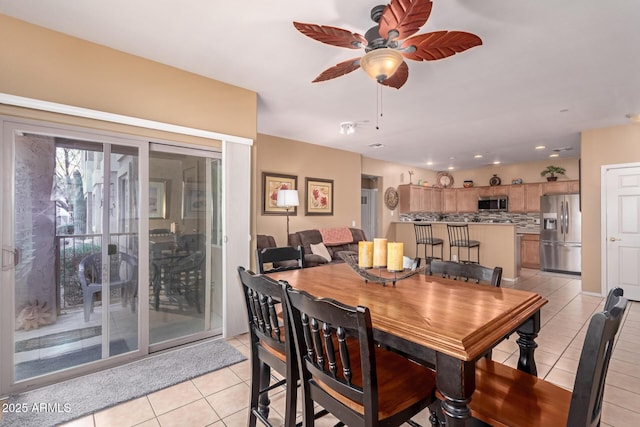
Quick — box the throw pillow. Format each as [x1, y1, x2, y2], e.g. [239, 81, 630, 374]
[310, 242, 332, 262]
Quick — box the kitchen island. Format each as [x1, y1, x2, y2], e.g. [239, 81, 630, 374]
[391, 221, 520, 281]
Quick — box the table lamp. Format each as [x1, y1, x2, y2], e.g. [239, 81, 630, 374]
[276, 189, 299, 242]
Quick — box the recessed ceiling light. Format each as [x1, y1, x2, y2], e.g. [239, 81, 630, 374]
[426, 161, 433, 166]
[535, 145, 546, 150]
[493, 161, 501, 165]
[368, 143, 384, 148]
[474, 154, 483, 159]
[626, 113, 640, 123]
[549, 153, 559, 158]
[448, 156, 456, 160]
[448, 166, 454, 170]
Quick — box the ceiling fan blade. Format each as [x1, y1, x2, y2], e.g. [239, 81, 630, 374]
[293, 22, 367, 49]
[379, 61, 409, 89]
[312, 58, 362, 83]
[401, 31, 482, 61]
[379, 0, 433, 41]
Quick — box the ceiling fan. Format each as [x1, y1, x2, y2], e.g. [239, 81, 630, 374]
[293, 0, 482, 89]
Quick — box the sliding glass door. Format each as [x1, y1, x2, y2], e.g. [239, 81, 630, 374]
[148, 144, 222, 348]
[1, 119, 223, 395]
[0, 121, 142, 393]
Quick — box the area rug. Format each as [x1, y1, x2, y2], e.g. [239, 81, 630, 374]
[1, 338, 246, 427]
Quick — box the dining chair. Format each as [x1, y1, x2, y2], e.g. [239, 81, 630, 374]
[256, 245, 304, 274]
[78, 252, 137, 322]
[238, 266, 299, 427]
[461, 287, 628, 427]
[429, 260, 502, 286]
[167, 251, 204, 313]
[283, 283, 438, 427]
[414, 223, 444, 260]
[446, 224, 480, 264]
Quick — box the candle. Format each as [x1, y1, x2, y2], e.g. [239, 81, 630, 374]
[358, 241, 373, 268]
[387, 242, 404, 272]
[373, 238, 387, 267]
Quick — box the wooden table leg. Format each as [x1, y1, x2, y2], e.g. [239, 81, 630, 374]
[436, 353, 475, 427]
[515, 311, 541, 376]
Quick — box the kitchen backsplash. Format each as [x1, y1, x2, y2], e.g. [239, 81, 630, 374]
[399, 212, 541, 230]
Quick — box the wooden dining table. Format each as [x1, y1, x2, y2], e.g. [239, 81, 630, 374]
[269, 263, 548, 427]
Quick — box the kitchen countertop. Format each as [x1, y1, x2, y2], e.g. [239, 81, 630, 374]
[395, 220, 541, 234]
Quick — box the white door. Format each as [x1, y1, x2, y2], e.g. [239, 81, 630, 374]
[604, 164, 640, 301]
[361, 188, 377, 241]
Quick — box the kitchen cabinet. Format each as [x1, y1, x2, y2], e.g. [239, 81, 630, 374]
[525, 183, 543, 212]
[520, 233, 540, 269]
[398, 185, 441, 213]
[398, 185, 423, 213]
[442, 189, 457, 213]
[478, 185, 509, 197]
[508, 185, 525, 212]
[431, 188, 443, 212]
[542, 180, 579, 195]
[456, 187, 479, 212]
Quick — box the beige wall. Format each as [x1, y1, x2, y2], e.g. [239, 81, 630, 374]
[581, 124, 640, 293]
[255, 134, 362, 246]
[0, 14, 257, 141]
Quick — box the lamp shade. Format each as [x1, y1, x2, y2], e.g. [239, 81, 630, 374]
[360, 48, 404, 82]
[276, 189, 299, 208]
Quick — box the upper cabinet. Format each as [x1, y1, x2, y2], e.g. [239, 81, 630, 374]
[398, 185, 443, 213]
[542, 180, 579, 195]
[398, 180, 579, 214]
[456, 187, 479, 212]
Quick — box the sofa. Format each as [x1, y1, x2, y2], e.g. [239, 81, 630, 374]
[288, 227, 367, 268]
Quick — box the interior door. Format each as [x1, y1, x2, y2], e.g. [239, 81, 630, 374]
[605, 164, 640, 301]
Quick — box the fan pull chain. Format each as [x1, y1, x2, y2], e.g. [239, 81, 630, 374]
[376, 83, 383, 130]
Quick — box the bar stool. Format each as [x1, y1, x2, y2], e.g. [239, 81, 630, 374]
[447, 224, 480, 264]
[414, 223, 443, 260]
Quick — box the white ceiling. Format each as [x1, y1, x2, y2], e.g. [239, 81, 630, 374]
[2, 0, 639, 170]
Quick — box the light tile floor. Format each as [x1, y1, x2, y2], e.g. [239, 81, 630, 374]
[51, 270, 640, 426]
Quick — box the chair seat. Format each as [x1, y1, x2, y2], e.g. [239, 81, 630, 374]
[469, 358, 572, 427]
[417, 238, 443, 245]
[317, 339, 436, 420]
[450, 239, 480, 247]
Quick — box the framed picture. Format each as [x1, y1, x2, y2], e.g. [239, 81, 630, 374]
[262, 172, 298, 215]
[305, 177, 333, 216]
[149, 179, 168, 219]
[182, 182, 207, 219]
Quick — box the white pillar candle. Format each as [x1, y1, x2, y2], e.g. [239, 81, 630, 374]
[358, 241, 374, 268]
[373, 238, 387, 267]
[387, 242, 404, 272]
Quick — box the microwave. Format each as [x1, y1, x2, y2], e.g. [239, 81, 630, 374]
[478, 196, 508, 211]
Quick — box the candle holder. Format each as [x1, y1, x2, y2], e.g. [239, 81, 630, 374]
[340, 253, 426, 286]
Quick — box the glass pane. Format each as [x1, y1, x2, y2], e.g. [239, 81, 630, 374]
[13, 133, 138, 382]
[149, 151, 219, 343]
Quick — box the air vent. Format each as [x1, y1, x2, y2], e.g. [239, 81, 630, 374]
[368, 143, 384, 148]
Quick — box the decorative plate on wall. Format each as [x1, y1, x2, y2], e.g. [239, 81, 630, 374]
[489, 174, 502, 186]
[384, 187, 399, 210]
[436, 172, 454, 188]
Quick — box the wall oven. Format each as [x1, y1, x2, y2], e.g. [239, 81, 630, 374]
[478, 196, 508, 212]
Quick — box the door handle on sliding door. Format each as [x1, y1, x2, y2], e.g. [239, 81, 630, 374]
[2, 246, 19, 271]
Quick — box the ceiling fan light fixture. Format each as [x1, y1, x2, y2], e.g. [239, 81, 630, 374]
[360, 48, 403, 82]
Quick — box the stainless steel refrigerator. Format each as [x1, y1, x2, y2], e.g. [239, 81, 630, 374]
[540, 194, 581, 275]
